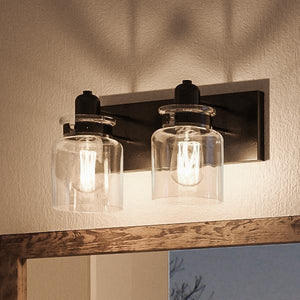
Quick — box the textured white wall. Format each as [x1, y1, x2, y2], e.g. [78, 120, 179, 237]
[0, 0, 299, 234]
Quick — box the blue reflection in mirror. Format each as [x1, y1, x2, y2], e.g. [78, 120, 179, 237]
[169, 244, 300, 300]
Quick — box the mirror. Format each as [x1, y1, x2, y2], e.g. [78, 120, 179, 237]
[27, 252, 168, 300]
[28, 243, 300, 300]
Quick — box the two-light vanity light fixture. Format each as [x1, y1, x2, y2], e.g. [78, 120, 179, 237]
[52, 80, 264, 212]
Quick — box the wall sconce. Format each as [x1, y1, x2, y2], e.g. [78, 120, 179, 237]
[52, 91, 123, 212]
[52, 81, 264, 212]
[151, 80, 223, 204]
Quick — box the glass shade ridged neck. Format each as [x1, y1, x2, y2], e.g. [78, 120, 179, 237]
[159, 104, 216, 116]
[60, 114, 116, 136]
[158, 104, 215, 129]
[60, 114, 116, 127]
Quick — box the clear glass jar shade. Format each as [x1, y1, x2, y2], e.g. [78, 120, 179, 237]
[151, 126, 223, 204]
[52, 135, 123, 212]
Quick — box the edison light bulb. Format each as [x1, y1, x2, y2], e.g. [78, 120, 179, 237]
[72, 136, 103, 193]
[171, 130, 203, 186]
[79, 149, 97, 192]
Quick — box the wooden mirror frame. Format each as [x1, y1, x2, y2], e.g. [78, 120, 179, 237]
[1, 215, 300, 300]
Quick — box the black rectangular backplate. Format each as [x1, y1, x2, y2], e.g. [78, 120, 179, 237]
[103, 91, 264, 171]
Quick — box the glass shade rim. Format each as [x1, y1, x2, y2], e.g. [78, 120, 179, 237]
[152, 125, 223, 136]
[59, 114, 116, 127]
[54, 134, 123, 148]
[158, 104, 216, 116]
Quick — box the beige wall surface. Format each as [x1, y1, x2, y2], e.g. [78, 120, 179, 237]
[27, 256, 90, 300]
[0, 0, 299, 234]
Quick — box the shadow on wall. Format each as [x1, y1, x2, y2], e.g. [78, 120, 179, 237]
[46, 0, 296, 91]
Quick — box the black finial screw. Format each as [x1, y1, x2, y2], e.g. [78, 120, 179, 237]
[175, 80, 200, 105]
[75, 91, 101, 115]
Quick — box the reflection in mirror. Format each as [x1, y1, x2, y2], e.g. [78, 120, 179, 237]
[170, 244, 300, 300]
[28, 244, 300, 300]
[27, 256, 90, 300]
[28, 252, 168, 300]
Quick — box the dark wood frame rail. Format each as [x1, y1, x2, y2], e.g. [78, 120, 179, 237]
[1, 215, 300, 300]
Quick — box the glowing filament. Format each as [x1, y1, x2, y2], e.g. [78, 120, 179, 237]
[79, 150, 97, 192]
[104, 155, 109, 193]
[177, 141, 201, 186]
